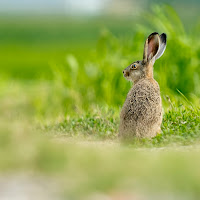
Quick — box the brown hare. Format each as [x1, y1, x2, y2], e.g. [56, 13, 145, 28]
[119, 32, 167, 138]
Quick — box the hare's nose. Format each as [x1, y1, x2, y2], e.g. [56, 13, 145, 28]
[123, 70, 129, 76]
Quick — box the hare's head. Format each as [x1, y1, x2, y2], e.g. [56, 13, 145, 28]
[123, 32, 167, 83]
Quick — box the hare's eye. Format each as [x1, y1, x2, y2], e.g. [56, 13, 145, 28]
[131, 64, 137, 69]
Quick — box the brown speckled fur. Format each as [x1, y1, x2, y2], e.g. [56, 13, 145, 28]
[119, 32, 166, 138]
[119, 78, 162, 138]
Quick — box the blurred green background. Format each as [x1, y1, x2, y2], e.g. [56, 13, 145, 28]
[1, 1, 200, 117]
[0, 0, 200, 199]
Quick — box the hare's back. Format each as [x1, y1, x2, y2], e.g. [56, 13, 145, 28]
[126, 79, 161, 122]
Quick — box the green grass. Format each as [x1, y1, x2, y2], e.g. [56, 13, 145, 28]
[44, 106, 200, 147]
[0, 4, 200, 199]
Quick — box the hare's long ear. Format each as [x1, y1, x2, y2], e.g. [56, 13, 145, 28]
[155, 33, 167, 60]
[143, 32, 160, 63]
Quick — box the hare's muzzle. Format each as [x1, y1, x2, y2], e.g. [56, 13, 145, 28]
[123, 70, 129, 77]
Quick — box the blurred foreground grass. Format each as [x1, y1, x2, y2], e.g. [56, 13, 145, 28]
[0, 4, 200, 199]
[1, 116, 200, 199]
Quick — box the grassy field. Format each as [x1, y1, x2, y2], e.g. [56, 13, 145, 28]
[0, 5, 200, 199]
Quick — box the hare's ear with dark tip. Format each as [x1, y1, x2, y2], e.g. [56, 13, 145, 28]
[143, 32, 160, 63]
[155, 33, 167, 60]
